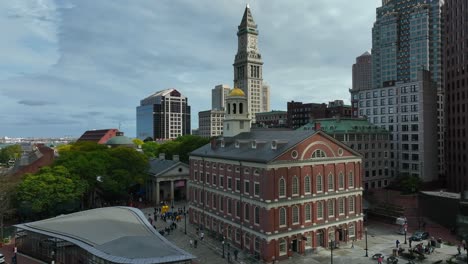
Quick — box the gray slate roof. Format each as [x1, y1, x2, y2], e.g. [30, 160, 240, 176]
[15, 207, 194, 264]
[191, 130, 317, 163]
[148, 159, 179, 176]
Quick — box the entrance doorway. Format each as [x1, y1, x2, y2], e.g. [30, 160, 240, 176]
[292, 239, 298, 252]
[317, 231, 324, 247]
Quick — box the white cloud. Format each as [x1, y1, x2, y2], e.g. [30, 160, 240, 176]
[0, 0, 379, 137]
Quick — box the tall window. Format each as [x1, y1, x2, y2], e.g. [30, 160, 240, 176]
[349, 196, 355, 213]
[254, 182, 260, 196]
[254, 206, 260, 224]
[279, 207, 287, 227]
[279, 178, 286, 197]
[220, 197, 224, 211]
[236, 201, 241, 218]
[305, 204, 312, 222]
[292, 176, 299, 195]
[338, 198, 344, 215]
[328, 173, 334, 191]
[328, 200, 335, 217]
[244, 204, 250, 221]
[312, 149, 327, 158]
[316, 174, 323, 192]
[227, 199, 232, 214]
[317, 201, 323, 219]
[348, 171, 355, 188]
[349, 223, 355, 238]
[338, 172, 344, 189]
[304, 176, 311, 194]
[292, 205, 299, 224]
[279, 239, 287, 255]
[255, 237, 260, 252]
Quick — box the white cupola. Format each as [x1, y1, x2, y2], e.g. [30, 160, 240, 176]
[223, 88, 251, 137]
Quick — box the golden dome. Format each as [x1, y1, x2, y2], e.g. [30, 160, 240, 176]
[229, 88, 245, 97]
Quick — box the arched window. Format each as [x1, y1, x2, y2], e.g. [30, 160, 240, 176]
[305, 203, 312, 222]
[239, 103, 243, 114]
[349, 196, 355, 213]
[348, 171, 355, 188]
[244, 204, 250, 221]
[312, 149, 327, 158]
[328, 173, 334, 191]
[227, 103, 231, 114]
[292, 176, 299, 195]
[233, 103, 237, 114]
[348, 222, 355, 238]
[279, 207, 286, 226]
[279, 178, 286, 197]
[279, 239, 287, 255]
[304, 176, 311, 194]
[292, 205, 299, 224]
[317, 201, 324, 219]
[316, 174, 323, 192]
[338, 172, 344, 189]
[328, 199, 335, 217]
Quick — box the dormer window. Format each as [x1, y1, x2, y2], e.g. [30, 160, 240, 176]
[271, 140, 277, 150]
[251, 141, 257, 149]
[235, 141, 240, 148]
[235, 167, 240, 173]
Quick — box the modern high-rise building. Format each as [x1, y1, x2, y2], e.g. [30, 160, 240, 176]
[444, 0, 468, 192]
[136, 89, 191, 140]
[233, 5, 267, 123]
[212, 84, 231, 111]
[351, 52, 372, 117]
[198, 110, 225, 138]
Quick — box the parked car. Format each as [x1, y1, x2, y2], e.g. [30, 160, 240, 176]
[372, 253, 385, 260]
[0, 253, 5, 264]
[409, 231, 429, 241]
[387, 256, 399, 264]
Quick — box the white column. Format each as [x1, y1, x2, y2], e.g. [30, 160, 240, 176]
[155, 181, 160, 204]
[170, 180, 175, 201]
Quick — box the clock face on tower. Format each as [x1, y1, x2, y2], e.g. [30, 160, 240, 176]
[248, 35, 257, 51]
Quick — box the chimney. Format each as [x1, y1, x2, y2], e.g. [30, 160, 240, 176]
[173, 155, 179, 162]
[159, 153, 166, 160]
[211, 138, 217, 149]
[314, 122, 321, 131]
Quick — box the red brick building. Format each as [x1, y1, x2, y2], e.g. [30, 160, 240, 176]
[189, 129, 363, 262]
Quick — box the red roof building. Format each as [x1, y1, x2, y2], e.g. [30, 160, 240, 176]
[77, 129, 119, 144]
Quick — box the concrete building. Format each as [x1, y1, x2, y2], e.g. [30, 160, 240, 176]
[351, 52, 372, 118]
[444, 0, 468, 192]
[254, 111, 287, 128]
[233, 5, 269, 123]
[146, 154, 189, 204]
[301, 118, 392, 190]
[189, 88, 364, 262]
[327, 100, 352, 118]
[15, 207, 194, 264]
[136, 89, 191, 140]
[287, 101, 351, 130]
[372, 0, 445, 180]
[353, 70, 437, 182]
[212, 84, 231, 111]
[198, 110, 225, 138]
[262, 83, 271, 112]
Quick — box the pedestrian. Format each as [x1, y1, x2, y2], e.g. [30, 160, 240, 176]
[190, 239, 193, 248]
[194, 239, 198, 248]
[234, 249, 238, 261]
[201, 232, 205, 241]
[148, 214, 153, 225]
[396, 239, 400, 249]
[377, 256, 383, 264]
[457, 244, 461, 255]
[227, 252, 231, 262]
[409, 239, 412, 248]
[351, 239, 354, 249]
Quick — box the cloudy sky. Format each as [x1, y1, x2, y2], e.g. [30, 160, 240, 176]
[0, 0, 380, 138]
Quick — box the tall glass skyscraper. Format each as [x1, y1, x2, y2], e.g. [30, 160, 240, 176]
[372, 0, 443, 89]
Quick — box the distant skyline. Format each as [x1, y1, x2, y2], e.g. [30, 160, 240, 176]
[0, 0, 379, 137]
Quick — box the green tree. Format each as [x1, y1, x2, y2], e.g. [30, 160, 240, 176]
[132, 138, 144, 147]
[16, 166, 87, 218]
[141, 135, 209, 162]
[141, 141, 160, 157]
[0, 144, 21, 165]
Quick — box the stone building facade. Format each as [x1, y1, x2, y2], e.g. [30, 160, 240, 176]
[198, 110, 225, 138]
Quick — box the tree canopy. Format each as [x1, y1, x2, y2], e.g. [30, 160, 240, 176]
[141, 135, 209, 162]
[0, 144, 21, 166]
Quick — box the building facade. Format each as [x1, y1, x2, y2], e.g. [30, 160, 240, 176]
[301, 118, 392, 190]
[233, 5, 269, 122]
[136, 89, 191, 140]
[198, 110, 225, 138]
[327, 100, 352, 118]
[262, 83, 271, 113]
[352, 71, 437, 182]
[212, 84, 231, 111]
[287, 101, 351, 130]
[254, 111, 287, 128]
[444, 0, 468, 192]
[372, 0, 445, 179]
[189, 89, 363, 262]
[351, 52, 372, 118]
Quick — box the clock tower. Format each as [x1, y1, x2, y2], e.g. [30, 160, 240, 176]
[233, 4, 266, 123]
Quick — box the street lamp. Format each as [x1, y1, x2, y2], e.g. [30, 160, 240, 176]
[51, 250, 55, 264]
[222, 240, 225, 258]
[365, 227, 368, 257]
[330, 240, 334, 264]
